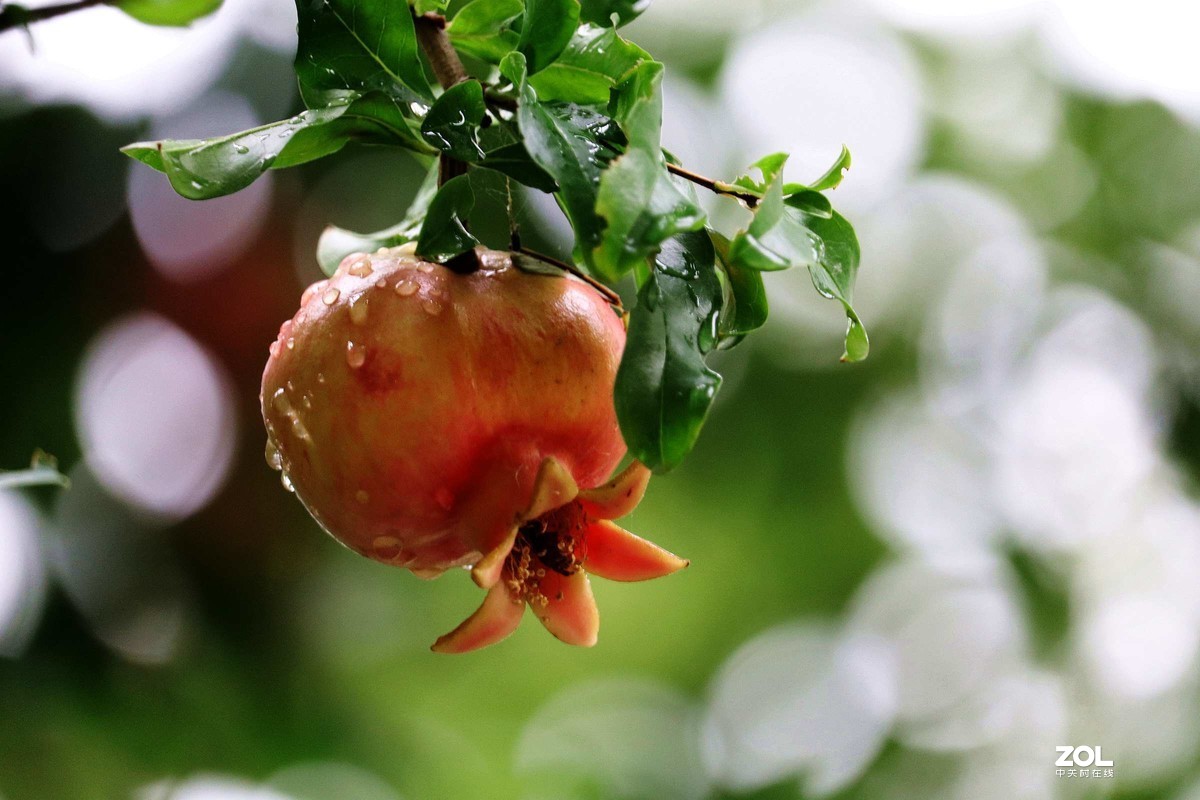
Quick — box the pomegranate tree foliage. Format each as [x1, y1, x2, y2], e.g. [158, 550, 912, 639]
[122, 0, 867, 472]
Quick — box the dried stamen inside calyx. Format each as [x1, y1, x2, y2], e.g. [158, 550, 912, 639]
[505, 501, 588, 606]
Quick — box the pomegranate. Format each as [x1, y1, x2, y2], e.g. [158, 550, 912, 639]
[262, 244, 687, 653]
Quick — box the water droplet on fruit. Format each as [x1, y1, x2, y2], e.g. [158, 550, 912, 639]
[316, 372, 326, 384]
[434, 487, 455, 510]
[417, 262, 434, 273]
[322, 288, 340, 305]
[301, 392, 313, 410]
[348, 257, 373, 277]
[372, 536, 403, 560]
[272, 388, 311, 441]
[286, 337, 295, 350]
[421, 299, 442, 316]
[395, 279, 418, 297]
[346, 340, 366, 369]
[355, 489, 369, 504]
[280, 471, 295, 492]
[264, 438, 282, 470]
[349, 295, 369, 325]
[375, 279, 387, 289]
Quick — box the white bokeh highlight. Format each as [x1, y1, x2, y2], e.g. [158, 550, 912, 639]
[75, 313, 236, 520]
[703, 623, 897, 796]
[0, 0, 294, 122]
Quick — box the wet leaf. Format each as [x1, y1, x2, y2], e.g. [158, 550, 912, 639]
[479, 142, 559, 192]
[122, 94, 428, 200]
[118, 0, 221, 26]
[711, 230, 767, 347]
[446, 0, 524, 63]
[316, 161, 439, 274]
[728, 155, 868, 362]
[420, 79, 487, 161]
[527, 23, 649, 104]
[577, 0, 647, 27]
[416, 173, 479, 261]
[594, 61, 704, 281]
[808, 144, 852, 192]
[502, 52, 624, 270]
[615, 230, 723, 472]
[295, 0, 434, 106]
[517, 0, 580, 74]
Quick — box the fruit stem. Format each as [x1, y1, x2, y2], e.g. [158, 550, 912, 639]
[665, 163, 760, 208]
[516, 247, 623, 308]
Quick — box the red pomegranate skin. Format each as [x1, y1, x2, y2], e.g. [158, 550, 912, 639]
[263, 244, 627, 570]
[262, 244, 687, 652]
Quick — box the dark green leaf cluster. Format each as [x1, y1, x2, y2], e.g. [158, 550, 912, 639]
[122, 0, 867, 473]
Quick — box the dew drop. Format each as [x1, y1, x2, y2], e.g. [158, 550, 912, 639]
[280, 471, 295, 492]
[349, 295, 369, 325]
[375, 279, 387, 289]
[286, 337, 295, 350]
[395, 279, 418, 297]
[316, 373, 326, 384]
[421, 298, 442, 316]
[372, 536, 403, 561]
[264, 438, 282, 471]
[322, 288, 341, 305]
[348, 257, 373, 277]
[346, 340, 366, 369]
[417, 262, 435, 273]
[233, 144, 249, 155]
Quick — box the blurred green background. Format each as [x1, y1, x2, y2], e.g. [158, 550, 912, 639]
[5, 1, 1200, 798]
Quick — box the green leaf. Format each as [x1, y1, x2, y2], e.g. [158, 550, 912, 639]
[577, 0, 646, 26]
[118, 0, 221, 26]
[122, 94, 428, 200]
[807, 210, 869, 362]
[503, 52, 624, 270]
[0, 450, 70, 491]
[421, 79, 486, 161]
[726, 152, 788, 195]
[728, 155, 868, 362]
[479, 142, 558, 192]
[316, 162, 439, 274]
[711, 229, 767, 346]
[809, 144, 852, 192]
[517, 0, 580, 74]
[416, 173, 479, 261]
[527, 23, 649, 104]
[446, 0, 524, 62]
[295, 0, 434, 106]
[593, 61, 703, 281]
[615, 230, 723, 472]
[411, 0, 448, 13]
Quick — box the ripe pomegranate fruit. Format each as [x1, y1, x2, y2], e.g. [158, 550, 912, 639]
[262, 244, 687, 653]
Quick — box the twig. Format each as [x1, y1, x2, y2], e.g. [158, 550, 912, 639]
[0, 0, 108, 34]
[516, 247, 623, 308]
[665, 162, 759, 208]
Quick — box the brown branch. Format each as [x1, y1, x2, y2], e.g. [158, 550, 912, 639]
[0, 0, 109, 34]
[516, 247, 623, 308]
[413, 11, 468, 90]
[665, 162, 759, 208]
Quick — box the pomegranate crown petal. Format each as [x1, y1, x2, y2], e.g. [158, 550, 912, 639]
[431, 457, 688, 654]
